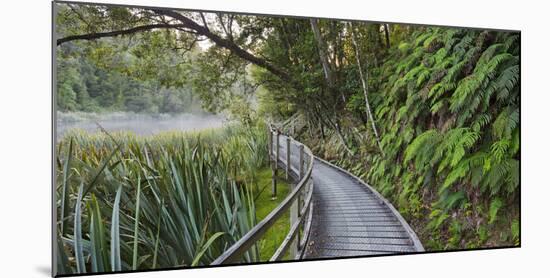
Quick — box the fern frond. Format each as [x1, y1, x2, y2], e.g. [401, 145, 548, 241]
[441, 159, 469, 192]
[470, 113, 492, 132]
[442, 190, 466, 210]
[481, 158, 515, 196]
[490, 140, 510, 163]
[477, 43, 504, 65]
[503, 34, 520, 53]
[489, 198, 503, 224]
[416, 68, 431, 88]
[495, 65, 520, 102]
[505, 159, 519, 194]
[492, 107, 519, 140]
[404, 129, 441, 167]
[434, 128, 480, 173]
[430, 99, 447, 114]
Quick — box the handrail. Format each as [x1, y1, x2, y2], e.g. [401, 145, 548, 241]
[211, 125, 315, 265]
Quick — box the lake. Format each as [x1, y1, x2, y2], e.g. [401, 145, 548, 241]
[56, 112, 227, 139]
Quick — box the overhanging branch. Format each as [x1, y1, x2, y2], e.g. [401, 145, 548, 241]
[56, 8, 300, 90]
[151, 9, 298, 89]
[56, 23, 186, 45]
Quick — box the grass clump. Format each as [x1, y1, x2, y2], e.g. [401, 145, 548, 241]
[56, 122, 271, 274]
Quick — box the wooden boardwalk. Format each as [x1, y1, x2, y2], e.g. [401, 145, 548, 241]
[275, 134, 424, 259]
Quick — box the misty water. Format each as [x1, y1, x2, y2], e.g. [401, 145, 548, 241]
[56, 112, 227, 139]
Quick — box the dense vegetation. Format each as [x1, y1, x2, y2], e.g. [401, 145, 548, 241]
[300, 28, 520, 249]
[55, 3, 520, 275]
[57, 43, 203, 113]
[56, 124, 272, 273]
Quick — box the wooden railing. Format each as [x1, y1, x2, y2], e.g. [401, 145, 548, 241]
[211, 125, 315, 264]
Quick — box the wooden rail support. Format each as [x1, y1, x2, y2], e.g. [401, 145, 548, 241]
[289, 195, 299, 259]
[289, 142, 299, 258]
[268, 126, 273, 164]
[272, 132, 280, 199]
[275, 132, 280, 164]
[286, 137, 291, 180]
[271, 164, 277, 200]
[299, 145, 304, 179]
[298, 145, 305, 218]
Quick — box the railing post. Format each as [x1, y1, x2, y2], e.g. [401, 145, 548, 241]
[268, 126, 273, 162]
[299, 145, 304, 180]
[289, 187, 298, 259]
[271, 163, 277, 200]
[272, 132, 280, 200]
[286, 137, 291, 180]
[302, 146, 309, 207]
[275, 132, 280, 166]
[295, 146, 305, 257]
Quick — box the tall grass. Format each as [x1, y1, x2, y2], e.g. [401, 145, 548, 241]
[55, 122, 269, 275]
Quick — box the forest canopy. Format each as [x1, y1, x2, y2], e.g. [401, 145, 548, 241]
[56, 2, 519, 251]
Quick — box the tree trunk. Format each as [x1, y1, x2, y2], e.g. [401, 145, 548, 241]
[320, 120, 325, 140]
[310, 19, 335, 88]
[310, 18, 346, 103]
[349, 23, 384, 155]
[333, 120, 354, 156]
[384, 24, 391, 48]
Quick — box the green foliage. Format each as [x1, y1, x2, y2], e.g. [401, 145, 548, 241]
[55, 2, 520, 257]
[56, 124, 270, 274]
[301, 27, 519, 251]
[489, 198, 503, 224]
[57, 43, 202, 114]
[367, 28, 519, 250]
[110, 186, 122, 272]
[74, 182, 86, 273]
[511, 220, 520, 244]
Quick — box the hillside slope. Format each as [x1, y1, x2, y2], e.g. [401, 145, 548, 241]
[310, 27, 520, 250]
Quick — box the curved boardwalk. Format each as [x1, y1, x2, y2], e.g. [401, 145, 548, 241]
[274, 134, 424, 259]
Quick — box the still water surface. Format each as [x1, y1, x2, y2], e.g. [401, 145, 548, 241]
[56, 113, 226, 138]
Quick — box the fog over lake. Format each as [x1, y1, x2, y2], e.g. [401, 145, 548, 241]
[57, 112, 227, 138]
